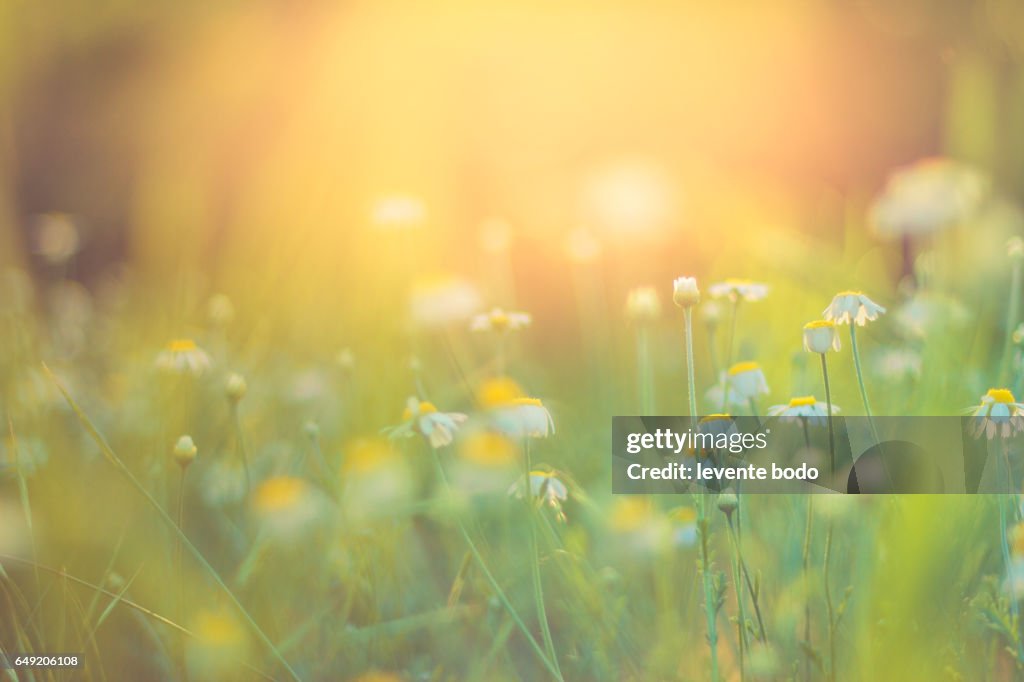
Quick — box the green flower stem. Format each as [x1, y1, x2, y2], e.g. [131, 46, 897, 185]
[1000, 258, 1023, 385]
[721, 301, 739, 412]
[725, 516, 767, 644]
[637, 325, 655, 414]
[46, 366, 302, 682]
[686, 307, 720, 682]
[231, 403, 251, 496]
[801, 493, 813, 682]
[428, 450, 563, 681]
[524, 440, 562, 680]
[824, 520, 837, 682]
[819, 354, 837, 476]
[849, 325, 880, 445]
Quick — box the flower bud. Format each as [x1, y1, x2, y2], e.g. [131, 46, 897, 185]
[625, 287, 661, 321]
[225, 373, 247, 403]
[717, 492, 738, 517]
[672, 276, 700, 308]
[173, 435, 197, 468]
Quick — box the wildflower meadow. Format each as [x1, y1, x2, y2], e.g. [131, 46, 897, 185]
[5, 2, 1024, 681]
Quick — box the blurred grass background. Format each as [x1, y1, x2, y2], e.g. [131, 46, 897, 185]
[3, 1, 1024, 680]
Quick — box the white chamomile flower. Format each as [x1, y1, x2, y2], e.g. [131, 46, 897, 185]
[803, 320, 841, 354]
[625, 287, 662, 321]
[470, 308, 531, 333]
[155, 339, 212, 377]
[672, 276, 700, 308]
[705, 375, 749, 411]
[708, 279, 768, 303]
[408, 275, 481, 328]
[767, 396, 839, 427]
[969, 388, 1024, 440]
[478, 377, 555, 439]
[823, 291, 886, 326]
[509, 470, 568, 521]
[727, 362, 770, 400]
[383, 398, 468, 449]
[869, 157, 987, 237]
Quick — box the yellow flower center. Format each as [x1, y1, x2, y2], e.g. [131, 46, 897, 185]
[835, 290, 863, 297]
[193, 611, 244, 648]
[988, 388, 1017, 404]
[509, 397, 543, 407]
[490, 310, 510, 329]
[478, 376, 526, 408]
[803, 320, 834, 329]
[728, 361, 760, 375]
[402, 401, 438, 421]
[254, 476, 306, 513]
[459, 432, 518, 467]
[530, 469, 555, 479]
[669, 506, 697, 524]
[168, 339, 197, 352]
[789, 396, 817, 407]
[609, 498, 652, 531]
[700, 413, 732, 423]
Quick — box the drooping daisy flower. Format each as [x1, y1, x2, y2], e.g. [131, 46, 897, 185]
[672, 277, 701, 308]
[727, 362, 770, 401]
[470, 307, 532, 333]
[969, 388, 1024, 439]
[383, 398, 468, 448]
[509, 470, 568, 521]
[477, 377, 555, 439]
[869, 157, 987, 237]
[708, 279, 768, 303]
[608, 497, 669, 553]
[625, 287, 662, 321]
[705, 379, 749, 412]
[803, 320, 841, 353]
[823, 291, 886, 326]
[409, 275, 481, 328]
[767, 396, 840, 427]
[155, 339, 212, 377]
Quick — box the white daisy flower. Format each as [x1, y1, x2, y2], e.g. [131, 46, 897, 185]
[803, 320, 841, 354]
[155, 339, 212, 377]
[698, 414, 738, 439]
[383, 398, 468, 449]
[869, 158, 987, 237]
[509, 470, 568, 520]
[969, 388, 1024, 439]
[705, 374, 749, 411]
[823, 291, 886, 326]
[767, 396, 839, 427]
[727, 361, 770, 401]
[252, 476, 327, 540]
[708, 279, 768, 303]
[672, 276, 701, 308]
[408, 275, 482, 328]
[477, 377, 555, 439]
[625, 287, 662, 321]
[470, 307, 532, 333]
